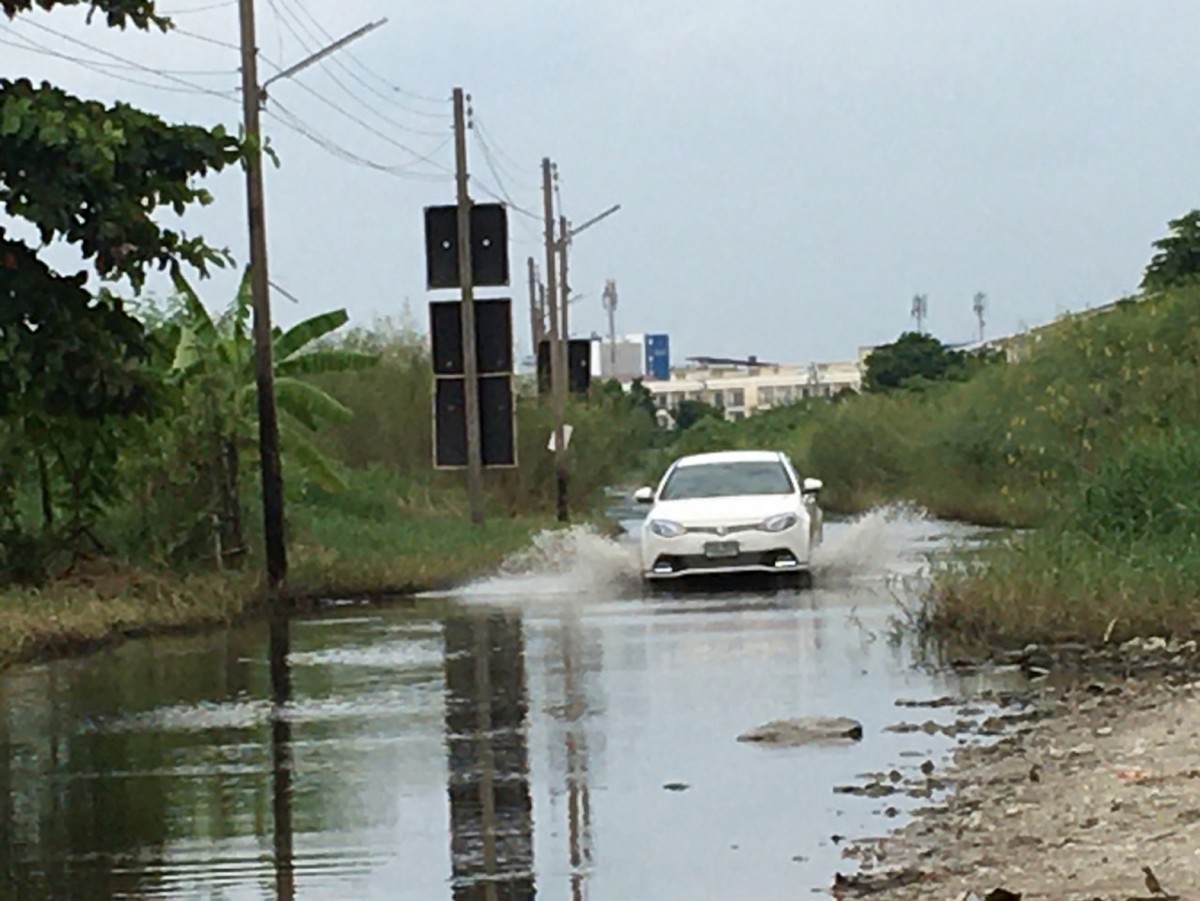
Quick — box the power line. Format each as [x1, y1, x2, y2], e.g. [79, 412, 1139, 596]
[9, 21, 244, 101]
[267, 99, 451, 181]
[261, 61, 450, 167]
[274, 0, 447, 118]
[161, 0, 237, 14]
[472, 129, 540, 224]
[1, 30, 237, 78]
[262, 0, 448, 138]
[170, 25, 242, 52]
[283, 0, 446, 106]
[473, 113, 535, 185]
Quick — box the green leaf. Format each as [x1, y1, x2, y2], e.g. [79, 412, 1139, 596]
[276, 350, 380, 378]
[273, 376, 354, 426]
[279, 419, 347, 492]
[274, 309, 350, 361]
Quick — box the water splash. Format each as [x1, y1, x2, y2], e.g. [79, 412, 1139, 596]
[813, 503, 932, 584]
[443, 503, 979, 608]
[454, 524, 642, 604]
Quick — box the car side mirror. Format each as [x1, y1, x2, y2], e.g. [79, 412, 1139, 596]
[634, 487, 655, 504]
[802, 478, 823, 495]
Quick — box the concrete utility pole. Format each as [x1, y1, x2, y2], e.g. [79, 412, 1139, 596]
[237, 1, 385, 587]
[453, 88, 485, 525]
[542, 158, 568, 522]
[237, 0, 286, 591]
[527, 256, 543, 355]
[559, 213, 571, 368]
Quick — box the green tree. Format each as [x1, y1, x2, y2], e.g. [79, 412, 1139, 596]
[1, 0, 244, 578]
[627, 379, 659, 421]
[863, 332, 966, 393]
[1141, 210, 1200, 293]
[673, 398, 723, 430]
[170, 270, 379, 558]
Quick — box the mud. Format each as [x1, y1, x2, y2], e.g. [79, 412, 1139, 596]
[837, 660, 1200, 900]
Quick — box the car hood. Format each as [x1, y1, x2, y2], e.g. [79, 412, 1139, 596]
[649, 494, 799, 526]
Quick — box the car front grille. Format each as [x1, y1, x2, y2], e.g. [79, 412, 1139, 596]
[685, 523, 759, 536]
[653, 550, 799, 573]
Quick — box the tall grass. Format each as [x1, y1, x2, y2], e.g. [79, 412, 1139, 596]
[636, 284, 1200, 644]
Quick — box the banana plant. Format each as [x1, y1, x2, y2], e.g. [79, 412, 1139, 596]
[169, 268, 378, 558]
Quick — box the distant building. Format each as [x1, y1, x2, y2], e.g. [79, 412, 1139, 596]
[632, 355, 863, 422]
[590, 332, 672, 382]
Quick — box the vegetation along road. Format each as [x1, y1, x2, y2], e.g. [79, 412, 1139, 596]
[6, 0, 1200, 896]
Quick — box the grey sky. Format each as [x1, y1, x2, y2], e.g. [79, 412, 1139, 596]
[4, 0, 1200, 365]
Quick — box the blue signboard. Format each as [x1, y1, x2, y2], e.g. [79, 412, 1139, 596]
[644, 333, 670, 381]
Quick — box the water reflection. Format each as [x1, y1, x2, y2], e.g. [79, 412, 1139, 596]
[270, 610, 295, 901]
[0, 513, 1032, 900]
[444, 609, 536, 900]
[554, 612, 596, 901]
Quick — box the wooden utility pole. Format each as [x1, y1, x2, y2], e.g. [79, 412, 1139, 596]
[542, 158, 568, 522]
[454, 88, 485, 525]
[238, 0, 287, 591]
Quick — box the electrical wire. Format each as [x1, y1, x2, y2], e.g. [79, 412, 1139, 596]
[263, 0, 448, 135]
[472, 113, 536, 187]
[6, 21, 243, 100]
[160, 0, 237, 14]
[262, 69, 451, 167]
[170, 25, 242, 52]
[267, 99, 452, 182]
[472, 129, 541, 223]
[2, 30, 237, 77]
[282, 0, 447, 107]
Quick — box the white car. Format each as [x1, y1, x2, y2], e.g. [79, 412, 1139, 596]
[635, 450, 824, 588]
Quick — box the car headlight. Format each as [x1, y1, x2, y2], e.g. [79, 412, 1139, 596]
[758, 512, 799, 533]
[648, 519, 687, 538]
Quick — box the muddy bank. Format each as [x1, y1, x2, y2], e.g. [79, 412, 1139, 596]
[836, 660, 1200, 900]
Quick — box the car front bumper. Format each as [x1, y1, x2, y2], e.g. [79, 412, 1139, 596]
[641, 528, 811, 580]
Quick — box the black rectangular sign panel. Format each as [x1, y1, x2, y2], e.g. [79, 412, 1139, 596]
[424, 203, 510, 289]
[430, 299, 513, 376]
[433, 375, 517, 469]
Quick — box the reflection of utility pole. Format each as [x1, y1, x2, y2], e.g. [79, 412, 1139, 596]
[973, 291, 987, 343]
[268, 612, 294, 901]
[473, 617, 500, 901]
[559, 615, 593, 901]
[910, 293, 928, 335]
[444, 613, 535, 900]
[602, 279, 618, 377]
[238, 1, 385, 590]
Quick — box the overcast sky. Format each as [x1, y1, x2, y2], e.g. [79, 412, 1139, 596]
[4, 0, 1200, 365]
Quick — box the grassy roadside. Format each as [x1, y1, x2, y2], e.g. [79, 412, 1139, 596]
[0, 502, 551, 673]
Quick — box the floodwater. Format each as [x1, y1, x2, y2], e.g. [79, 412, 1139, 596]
[0, 506, 1024, 900]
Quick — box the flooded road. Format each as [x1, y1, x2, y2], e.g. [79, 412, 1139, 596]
[0, 509, 1023, 900]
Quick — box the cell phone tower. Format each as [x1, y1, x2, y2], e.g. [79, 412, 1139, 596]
[911, 294, 928, 335]
[973, 292, 987, 343]
[602, 278, 619, 374]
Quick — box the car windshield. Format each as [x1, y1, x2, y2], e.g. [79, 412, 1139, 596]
[659, 460, 794, 500]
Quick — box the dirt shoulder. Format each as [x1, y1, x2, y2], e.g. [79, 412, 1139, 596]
[839, 672, 1200, 900]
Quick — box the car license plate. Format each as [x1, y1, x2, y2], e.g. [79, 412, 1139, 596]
[704, 540, 739, 559]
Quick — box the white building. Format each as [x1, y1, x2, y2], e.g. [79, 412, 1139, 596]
[634, 356, 863, 422]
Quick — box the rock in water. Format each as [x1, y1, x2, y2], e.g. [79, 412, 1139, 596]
[737, 716, 864, 746]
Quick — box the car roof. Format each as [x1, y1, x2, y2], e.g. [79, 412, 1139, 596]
[673, 450, 786, 468]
